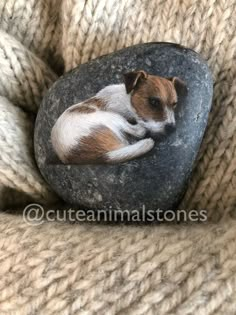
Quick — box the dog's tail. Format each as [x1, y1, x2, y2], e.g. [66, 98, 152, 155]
[105, 138, 154, 164]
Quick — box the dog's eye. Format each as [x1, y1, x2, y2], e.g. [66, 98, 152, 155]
[148, 97, 162, 109]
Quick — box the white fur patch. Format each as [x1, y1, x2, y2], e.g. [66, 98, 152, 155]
[138, 119, 166, 133]
[106, 138, 154, 162]
[166, 107, 176, 125]
[96, 84, 137, 121]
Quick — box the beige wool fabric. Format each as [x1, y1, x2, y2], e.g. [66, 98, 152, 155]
[0, 0, 236, 314]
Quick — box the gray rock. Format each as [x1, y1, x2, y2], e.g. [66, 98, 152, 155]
[34, 42, 213, 211]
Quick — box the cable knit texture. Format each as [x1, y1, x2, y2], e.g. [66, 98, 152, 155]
[0, 0, 236, 314]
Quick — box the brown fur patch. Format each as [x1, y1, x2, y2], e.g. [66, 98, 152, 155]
[69, 105, 95, 114]
[131, 75, 177, 121]
[65, 126, 123, 164]
[91, 97, 107, 110]
[68, 97, 107, 114]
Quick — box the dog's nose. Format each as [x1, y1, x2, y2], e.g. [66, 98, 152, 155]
[165, 123, 176, 134]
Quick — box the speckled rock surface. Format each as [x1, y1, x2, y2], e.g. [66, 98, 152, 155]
[34, 42, 213, 211]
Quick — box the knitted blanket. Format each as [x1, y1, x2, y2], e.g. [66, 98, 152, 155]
[0, 0, 236, 314]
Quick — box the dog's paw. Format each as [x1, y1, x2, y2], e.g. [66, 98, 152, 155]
[133, 125, 146, 138]
[143, 138, 155, 150]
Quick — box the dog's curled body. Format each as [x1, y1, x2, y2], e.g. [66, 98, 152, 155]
[51, 84, 154, 164]
[51, 71, 185, 164]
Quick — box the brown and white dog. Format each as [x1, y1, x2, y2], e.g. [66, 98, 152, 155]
[51, 70, 185, 164]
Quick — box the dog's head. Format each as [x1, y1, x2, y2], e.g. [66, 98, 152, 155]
[124, 70, 186, 135]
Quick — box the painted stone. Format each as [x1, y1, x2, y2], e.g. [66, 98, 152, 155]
[34, 42, 213, 211]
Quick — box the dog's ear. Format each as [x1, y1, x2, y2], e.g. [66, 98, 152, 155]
[168, 77, 187, 95]
[123, 70, 148, 94]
